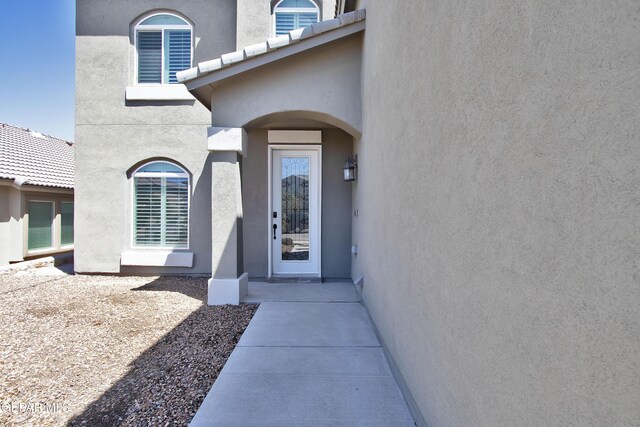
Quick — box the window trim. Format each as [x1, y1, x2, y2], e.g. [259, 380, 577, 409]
[133, 12, 193, 86]
[272, 0, 320, 36]
[130, 160, 191, 250]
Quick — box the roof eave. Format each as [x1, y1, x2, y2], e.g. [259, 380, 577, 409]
[0, 178, 74, 192]
[182, 19, 365, 110]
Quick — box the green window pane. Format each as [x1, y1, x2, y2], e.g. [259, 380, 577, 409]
[28, 201, 53, 250]
[61, 202, 74, 246]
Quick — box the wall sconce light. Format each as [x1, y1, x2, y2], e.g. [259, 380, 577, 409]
[343, 154, 357, 182]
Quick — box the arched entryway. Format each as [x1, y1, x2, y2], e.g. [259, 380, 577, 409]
[241, 113, 355, 281]
[177, 12, 365, 304]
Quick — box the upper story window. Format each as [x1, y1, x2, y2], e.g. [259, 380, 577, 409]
[132, 161, 189, 249]
[274, 0, 319, 36]
[135, 13, 192, 84]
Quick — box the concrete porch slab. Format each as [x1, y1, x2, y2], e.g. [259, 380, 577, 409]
[189, 283, 414, 426]
[243, 281, 360, 303]
[190, 373, 414, 427]
[222, 346, 392, 376]
[238, 302, 379, 347]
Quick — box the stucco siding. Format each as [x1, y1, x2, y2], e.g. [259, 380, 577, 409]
[359, 1, 639, 426]
[0, 186, 26, 265]
[320, 128, 352, 278]
[8, 188, 22, 262]
[209, 33, 363, 137]
[0, 187, 10, 266]
[236, 0, 271, 50]
[74, 125, 212, 274]
[242, 130, 269, 277]
[75, 0, 236, 274]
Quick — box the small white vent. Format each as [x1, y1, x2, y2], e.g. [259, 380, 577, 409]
[29, 131, 46, 139]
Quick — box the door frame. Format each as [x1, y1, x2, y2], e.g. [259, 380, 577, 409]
[268, 144, 322, 278]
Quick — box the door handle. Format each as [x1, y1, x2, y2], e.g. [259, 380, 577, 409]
[273, 223, 277, 240]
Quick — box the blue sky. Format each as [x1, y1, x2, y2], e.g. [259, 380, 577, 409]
[0, 0, 76, 141]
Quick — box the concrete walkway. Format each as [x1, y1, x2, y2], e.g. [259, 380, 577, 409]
[190, 281, 415, 427]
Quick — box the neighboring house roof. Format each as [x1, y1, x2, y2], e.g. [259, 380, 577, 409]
[0, 123, 74, 189]
[177, 9, 366, 108]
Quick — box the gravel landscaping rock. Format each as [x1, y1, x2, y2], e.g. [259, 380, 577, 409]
[0, 270, 257, 426]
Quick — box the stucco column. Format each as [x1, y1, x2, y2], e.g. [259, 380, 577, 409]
[208, 127, 248, 305]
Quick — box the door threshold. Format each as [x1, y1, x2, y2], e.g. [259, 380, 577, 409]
[267, 275, 323, 283]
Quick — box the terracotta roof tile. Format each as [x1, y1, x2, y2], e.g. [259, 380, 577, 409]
[0, 123, 74, 189]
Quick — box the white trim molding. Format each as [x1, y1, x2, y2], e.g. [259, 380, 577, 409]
[208, 273, 249, 305]
[268, 130, 322, 144]
[207, 127, 248, 156]
[125, 85, 196, 101]
[121, 250, 194, 267]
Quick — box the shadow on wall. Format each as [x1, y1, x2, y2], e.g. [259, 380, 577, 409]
[66, 276, 257, 426]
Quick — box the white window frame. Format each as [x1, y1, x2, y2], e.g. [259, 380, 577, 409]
[133, 12, 193, 86]
[272, 0, 320, 36]
[130, 161, 191, 250]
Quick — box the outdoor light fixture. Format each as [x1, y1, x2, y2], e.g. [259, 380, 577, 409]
[343, 155, 357, 182]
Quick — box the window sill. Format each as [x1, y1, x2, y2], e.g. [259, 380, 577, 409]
[26, 247, 55, 255]
[125, 85, 195, 101]
[121, 250, 193, 267]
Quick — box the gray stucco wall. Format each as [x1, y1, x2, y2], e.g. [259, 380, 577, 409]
[75, 0, 236, 274]
[320, 128, 352, 278]
[236, 0, 271, 50]
[242, 130, 269, 277]
[209, 33, 363, 137]
[8, 187, 22, 262]
[357, 2, 639, 426]
[242, 128, 352, 278]
[75, 125, 213, 274]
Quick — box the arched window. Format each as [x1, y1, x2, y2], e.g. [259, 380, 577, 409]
[135, 13, 192, 84]
[274, 0, 319, 36]
[132, 161, 189, 248]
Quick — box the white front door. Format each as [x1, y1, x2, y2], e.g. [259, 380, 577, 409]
[270, 147, 321, 277]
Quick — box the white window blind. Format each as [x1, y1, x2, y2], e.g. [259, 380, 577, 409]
[136, 14, 192, 84]
[275, 13, 296, 34]
[164, 177, 189, 245]
[274, 0, 319, 36]
[133, 162, 189, 248]
[165, 30, 191, 84]
[137, 31, 162, 83]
